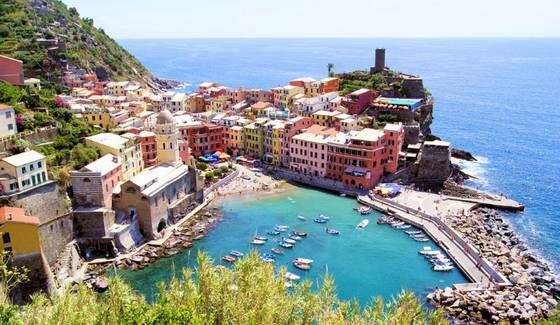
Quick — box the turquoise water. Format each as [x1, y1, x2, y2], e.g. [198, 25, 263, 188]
[115, 186, 466, 303]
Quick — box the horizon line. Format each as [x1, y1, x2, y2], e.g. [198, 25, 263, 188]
[115, 36, 560, 40]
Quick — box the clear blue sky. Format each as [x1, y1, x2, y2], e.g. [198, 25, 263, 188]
[63, 0, 560, 38]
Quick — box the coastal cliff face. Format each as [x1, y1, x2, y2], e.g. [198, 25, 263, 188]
[0, 0, 168, 89]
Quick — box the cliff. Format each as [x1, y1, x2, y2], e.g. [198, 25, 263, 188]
[0, 0, 170, 89]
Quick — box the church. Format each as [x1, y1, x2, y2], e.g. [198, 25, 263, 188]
[112, 110, 204, 241]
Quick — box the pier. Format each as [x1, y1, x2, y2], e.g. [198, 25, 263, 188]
[358, 194, 512, 289]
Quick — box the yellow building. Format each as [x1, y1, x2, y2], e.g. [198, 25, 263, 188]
[0, 207, 41, 255]
[311, 110, 341, 127]
[243, 118, 268, 159]
[85, 133, 144, 181]
[83, 107, 112, 129]
[155, 110, 181, 165]
[279, 85, 304, 108]
[207, 96, 231, 113]
[271, 122, 285, 165]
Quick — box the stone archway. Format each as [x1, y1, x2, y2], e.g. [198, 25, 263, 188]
[157, 219, 167, 233]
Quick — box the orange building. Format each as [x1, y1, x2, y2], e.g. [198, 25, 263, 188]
[0, 55, 24, 85]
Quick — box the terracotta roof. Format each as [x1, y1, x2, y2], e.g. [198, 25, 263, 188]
[251, 101, 273, 109]
[0, 104, 13, 111]
[0, 207, 39, 225]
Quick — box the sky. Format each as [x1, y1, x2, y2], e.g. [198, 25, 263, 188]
[62, 0, 560, 39]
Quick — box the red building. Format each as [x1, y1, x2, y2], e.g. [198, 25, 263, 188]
[341, 88, 373, 115]
[178, 122, 223, 157]
[326, 123, 403, 190]
[0, 55, 24, 85]
[127, 129, 157, 167]
[321, 77, 340, 93]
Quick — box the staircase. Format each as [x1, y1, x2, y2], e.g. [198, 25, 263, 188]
[53, 240, 81, 288]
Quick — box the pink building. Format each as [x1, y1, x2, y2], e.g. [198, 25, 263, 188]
[0, 55, 24, 85]
[280, 116, 313, 167]
[341, 88, 373, 115]
[289, 125, 337, 177]
[70, 154, 123, 208]
[128, 129, 157, 167]
[179, 139, 191, 164]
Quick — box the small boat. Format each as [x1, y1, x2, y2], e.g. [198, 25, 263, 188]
[293, 261, 311, 270]
[390, 221, 405, 228]
[396, 224, 412, 230]
[293, 258, 313, 264]
[271, 248, 284, 255]
[413, 237, 429, 242]
[275, 225, 289, 232]
[325, 228, 340, 235]
[285, 272, 301, 281]
[261, 257, 275, 263]
[318, 214, 330, 220]
[255, 236, 268, 241]
[289, 235, 302, 241]
[261, 253, 276, 260]
[314, 218, 328, 224]
[230, 250, 244, 258]
[433, 264, 454, 272]
[377, 216, 390, 224]
[419, 248, 441, 255]
[297, 215, 307, 221]
[358, 206, 372, 215]
[340, 193, 347, 197]
[293, 231, 307, 237]
[222, 255, 236, 263]
[356, 219, 369, 229]
[267, 230, 280, 235]
[251, 239, 266, 245]
[283, 237, 296, 244]
[405, 230, 423, 235]
[279, 242, 293, 248]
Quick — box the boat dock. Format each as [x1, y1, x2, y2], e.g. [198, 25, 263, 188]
[442, 194, 524, 211]
[358, 194, 511, 289]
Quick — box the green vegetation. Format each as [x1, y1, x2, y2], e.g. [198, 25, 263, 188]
[337, 72, 388, 95]
[196, 161, 208, 171]
[0, 253, 449, 324]
[0, 0, 153, 85]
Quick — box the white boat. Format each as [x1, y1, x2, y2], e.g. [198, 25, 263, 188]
[285, 272, 301, 281]
[390, 221, 405, 228]
[318, 214, 330, 220]
[340, 193, 347, 197]
[294, 258, 314, 264]
[250, 239, 266, 245]
[433, 265, 454, 271]
[283, 238, 296, 244]
[419, 249, 441, 256]
[356, 219, 369, 229]
[275, 225, 289, 232]
[297, 215, 307, 221]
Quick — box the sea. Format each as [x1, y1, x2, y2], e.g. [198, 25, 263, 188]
[115, 38, 560, 301]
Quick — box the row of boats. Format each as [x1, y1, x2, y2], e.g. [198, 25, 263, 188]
[418, 246, 455, 271]
[377, 215, 429, 242]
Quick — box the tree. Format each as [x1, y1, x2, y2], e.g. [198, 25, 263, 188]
[327, 63, 334, 77]
[11, 139, 29, 154]
[0, 251, 29, 304]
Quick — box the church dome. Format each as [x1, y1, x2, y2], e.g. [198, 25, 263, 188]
[156, 109, 174, 124]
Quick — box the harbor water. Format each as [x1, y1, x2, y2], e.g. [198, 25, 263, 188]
[114, 186, 466, 303]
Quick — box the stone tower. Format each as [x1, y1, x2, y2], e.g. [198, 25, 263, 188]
[372, 48, 386, 73]
[155, 109, 181, 166]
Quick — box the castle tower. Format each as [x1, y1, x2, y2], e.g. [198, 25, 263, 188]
[372, 48, 386, 73]
[155, 109, 181, 166]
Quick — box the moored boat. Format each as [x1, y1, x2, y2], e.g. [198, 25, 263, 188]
[297, 215, 307, 221]
[314, 217, 328, 224]
[413, 237, 429, 242]
[267, 230, 280, 235]
[283, 237, 296, 244]
[275, 225, 289, 232]
[222, 255, 236, 263]
[419, 246, 441, 255]
[289, 235, 302, 241]
[293, 261, 311, 270]
[433, 264, 454, 272]
[279, 242, 293, 248]
[251, 239, 266, 245]
[356, 219, 369, 229]
[405, 230, 423, 235]
[293, 231, 307, 237]
[271, 248, 284, 255]
[255, 236, 268, 241]
[396, 224, 412, 229]
[285, 272, 301, 281]
[230, 250, 244, 258]
[318, 214, 330, 220]
[325, 228, 340, 235]
[293, 258, 313, 264]
[358, 206, 372, 215]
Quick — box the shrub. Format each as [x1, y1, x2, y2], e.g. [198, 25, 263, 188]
[196, 162, 208, 171]
[204, 171, 214, 182]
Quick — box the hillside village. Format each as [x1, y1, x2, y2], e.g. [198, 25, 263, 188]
[0, 43, 455, 300]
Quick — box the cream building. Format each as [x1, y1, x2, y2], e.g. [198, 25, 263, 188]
[85, 133, 144, 181]
[0, 104, 17, 138]
[0, 150, 48, 194]
[155, 110, 181, 166]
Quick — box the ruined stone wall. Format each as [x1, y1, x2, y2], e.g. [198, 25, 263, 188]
[403, 123, 420, 146]
[73, 208, 115, 238]
[9, 252, 54, 304]
[416, 143, 451, 182]
[38, 214, 74, 266]
[0, 127, 59, 152]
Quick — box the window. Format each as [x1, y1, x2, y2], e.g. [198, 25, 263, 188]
[2, 232, 11, 244]
[6, 111, 12, 119]
[30, 163, 34, 171]
[21, 167, 26, 174]
[7, 124, 13, 130]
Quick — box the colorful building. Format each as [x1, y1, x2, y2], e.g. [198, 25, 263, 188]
[127, 129, 157, 167]
[175, 115, 223, 157]
[0, 104, 17, 138]
[0, 150, 48, 194]
[326, 123, 404, 189]
[293, 92, 339, 116]
[223, 125, 243, 156]
[289, 125, 337, 177]
[0, 207, 41, 255]
[341, 88, 373, 115]
[321, 77, 340, 93]
[85, 133, 144, 181]
[70, 154, 123, 208]
[0, 55, 24, 85]
[243, 118, 268, 159]
[311, 110, 341, 127]
[280, 116, 313, 167]
[83, 107, 112, 129]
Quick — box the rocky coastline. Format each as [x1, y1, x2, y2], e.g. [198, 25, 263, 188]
[428, 208, 559, 323]
[84, 207, 223, 291]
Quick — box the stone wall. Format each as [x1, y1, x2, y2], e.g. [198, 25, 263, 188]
[416, 141, 451, 182]
[38, 213, 74, 266]
[9, 252, 54, 304]
[403, 123, 420, 146]
[0, 127, 59, 152]
[73, 208, 115, 238]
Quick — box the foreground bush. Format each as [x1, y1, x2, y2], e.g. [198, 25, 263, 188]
[4, 253, 448, 324]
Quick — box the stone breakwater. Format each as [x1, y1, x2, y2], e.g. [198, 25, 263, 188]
[84, 207, 222, 290]
[428, 208, 559, 323]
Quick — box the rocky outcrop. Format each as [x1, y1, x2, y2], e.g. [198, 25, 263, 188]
[452, 148, 477, 162]
[428, 208, 559, 323]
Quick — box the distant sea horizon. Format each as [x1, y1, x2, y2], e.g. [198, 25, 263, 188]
[118, 37, 560, 272]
